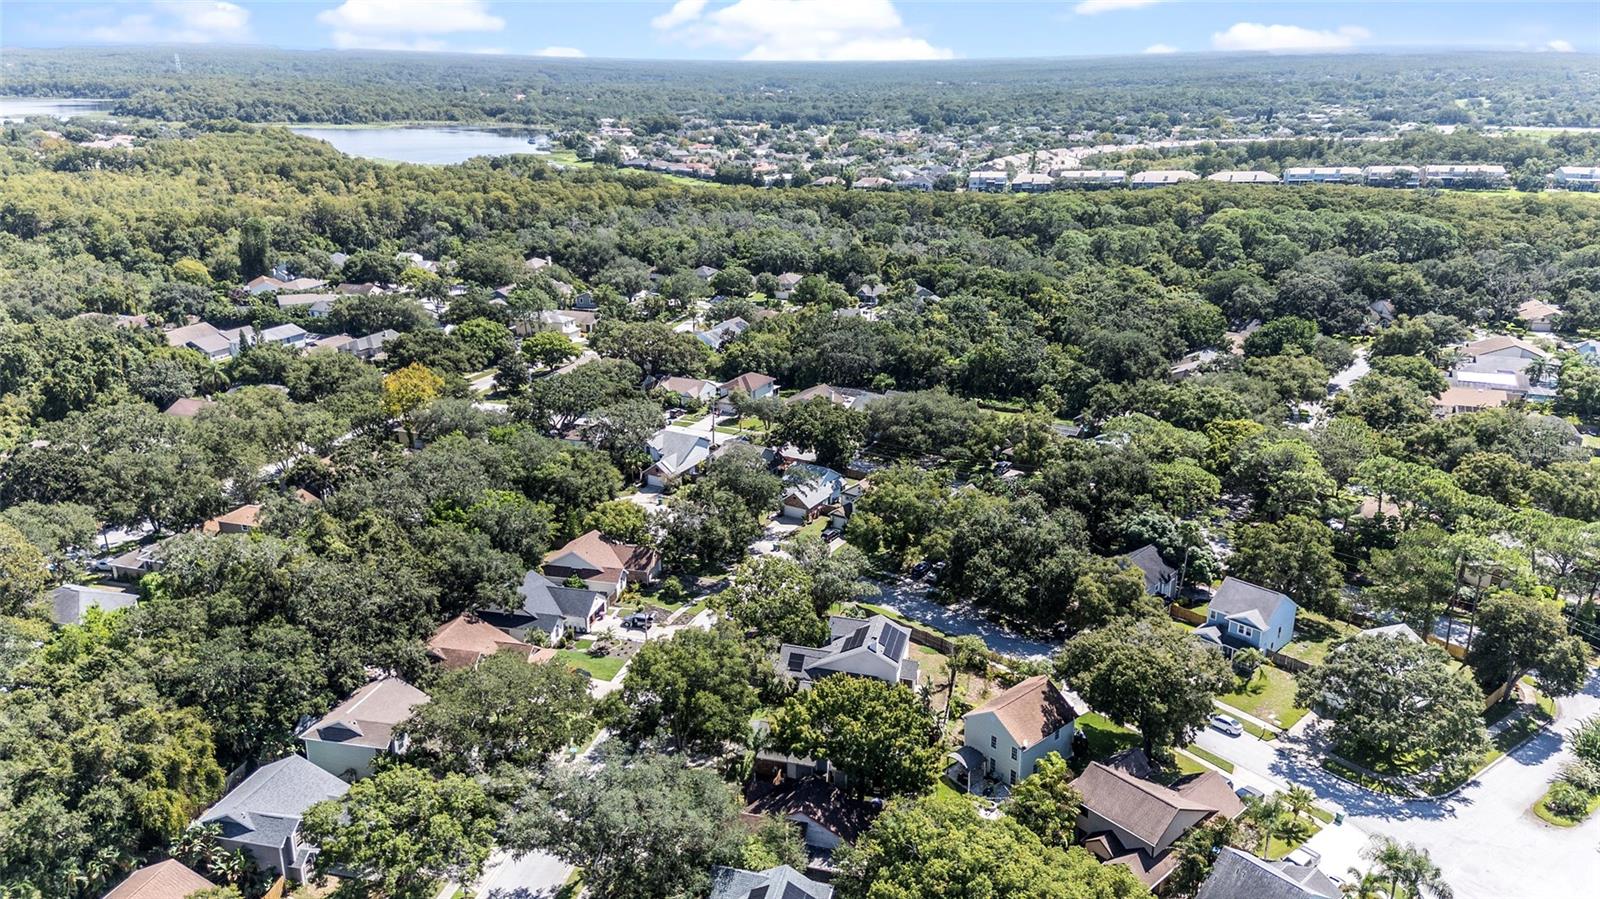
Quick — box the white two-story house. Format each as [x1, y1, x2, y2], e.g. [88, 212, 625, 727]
[954, 675, 1080, 791]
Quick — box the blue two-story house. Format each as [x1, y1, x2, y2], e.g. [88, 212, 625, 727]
[1195, 577, 1297, 654]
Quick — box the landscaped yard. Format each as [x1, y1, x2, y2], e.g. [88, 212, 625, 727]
[1216, 666, 1308, 730]
[1279, 610, 1360, 666]
[912, 643, 996, 720]
[1074, 713, 1141, 771]
[555, 650, 626, 682]
[1533, 784, 1600, 827]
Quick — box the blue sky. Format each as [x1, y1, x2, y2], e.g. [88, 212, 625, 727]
[3, 1, 1596, 59]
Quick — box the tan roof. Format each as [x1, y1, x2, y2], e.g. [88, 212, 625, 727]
[1433, 385, 1512, 412]
[104, 860, 213, 899]
[427, 614, 540, 670]
[1464, 335, 1547, 358]
[305, 676, 429, 750]
[201, 504, 261, 534]
[1073, 762, 1223, 850]
[965, 675, 1079, 748]
[162, 397, 213, 418]
[546, 530, 658, 579]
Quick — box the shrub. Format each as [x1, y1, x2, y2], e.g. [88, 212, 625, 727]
[1570, 715, 1600, 767]
[1560, 759, 1600, 795]
[1544, 782, 1594, 821]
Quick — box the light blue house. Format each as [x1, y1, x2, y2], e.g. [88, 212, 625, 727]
[1195, 577, 1297, 654]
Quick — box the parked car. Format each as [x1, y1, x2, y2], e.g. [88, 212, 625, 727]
[1235, 783, 1265, 801]
[1209, 714, 1244, 737]
[910, 560, 932, 578]
[622, 611, 657, 630]
[821, 527, 841, 542]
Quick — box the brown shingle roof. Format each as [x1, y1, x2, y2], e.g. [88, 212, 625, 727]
[104, 860, 213, 899]
[742, 777, 877, 844]
[1073, 762, 1218, 850]
[305, 676, 429, 750]
[965, 675, 1079, 748]
[427, 614, 539, 670]
[546, 530, 659, 580]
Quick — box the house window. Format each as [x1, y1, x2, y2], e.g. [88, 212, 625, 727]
[1009, 769, 1017, 785]
[990, 735, 997, 749]
[787, 654, 805, 672]
[1011, 746, 1018, 761]
[1235, 624, 1255, 639]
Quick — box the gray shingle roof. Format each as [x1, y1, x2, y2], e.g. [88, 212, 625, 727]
[1196, 848, 1340, 899]
[515, 572, 608, 621]
[1123, 545, 1178, 596]
[1208, 577, 1294, 629]
[200, 755, 348, 850]
[709, 865, 833, 899]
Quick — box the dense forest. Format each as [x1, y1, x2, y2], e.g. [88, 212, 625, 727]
[1, 111, 1600, 898]
[5, 47, 1600, 131]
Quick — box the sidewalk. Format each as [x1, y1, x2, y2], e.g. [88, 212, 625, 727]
[1213, 698, 1283, 736]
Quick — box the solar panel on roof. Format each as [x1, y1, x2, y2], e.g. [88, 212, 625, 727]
[880, 627, 906, 659]
[842, 626, 868, 651]
[787, 653, 806, 672]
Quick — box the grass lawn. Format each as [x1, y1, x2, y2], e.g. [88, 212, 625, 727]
[1280, 610, 1360, 666]
[791, 518, 828, 542]
[1321, 758, 1413, 797]
[1216, 667, 1308, 730]
[1075, 713, 1141, 770]
[555, 650, 626, 682]
[1182, 744, 1236, 773]
[1174, 753, 1210, 777]
[1260, 822, 1323, 861]
[1532, 785, 1600, 827]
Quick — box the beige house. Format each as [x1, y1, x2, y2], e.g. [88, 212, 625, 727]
[953, 675, 1079, 791]
[300, 677, 429, 780]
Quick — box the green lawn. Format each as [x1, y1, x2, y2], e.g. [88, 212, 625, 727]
[1280, 610, 1360, 666]
[1321, 758, 1412, 797]
[1260, 822, 1323, 861]
[1181, 744, 1236, 773]
[1075, 713, 1141, 770]
[1217, 667, 1308, 730]
[555, 650, 626, 682]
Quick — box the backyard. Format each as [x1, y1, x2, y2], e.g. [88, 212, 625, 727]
[1216, 666, 1309, 731]
[1278, 610, 1360, 666]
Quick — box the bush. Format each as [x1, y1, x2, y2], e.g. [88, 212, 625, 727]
[1544, 782, 1594, 821]
[1571, 715, 1600, 767]
[1560, 760, 1600, 795]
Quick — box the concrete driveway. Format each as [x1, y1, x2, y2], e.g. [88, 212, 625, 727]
[474, 848, 572, 899]
[1195, 670, 1600, 898]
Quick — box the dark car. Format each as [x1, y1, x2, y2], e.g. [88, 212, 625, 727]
[910, 561, 932, 578]
[821, 527, 841, 542]
[622, 611, 657, 630]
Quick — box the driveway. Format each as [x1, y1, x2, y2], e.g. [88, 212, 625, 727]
[1195, 670, 1600, 898]
[873, 580, 1058, 661]
[474, 848, 571, 899]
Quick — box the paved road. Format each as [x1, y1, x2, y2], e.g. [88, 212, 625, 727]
[1196, 670, 1600, 898]
[874, 581, 1058, 661]
[474, 848, 571, 899]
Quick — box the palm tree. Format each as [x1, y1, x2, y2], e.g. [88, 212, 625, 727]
[1364, 836, 1453, 899]
[1283, 785, 1318, 822]
[1341, 867, 1392, 899]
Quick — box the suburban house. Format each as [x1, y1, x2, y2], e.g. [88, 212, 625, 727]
[719, 372, 779, 412]
[541, 529, 661, 597]
[694, 264, 720, 282]
[778, 614, 919, 688]
[1552, 165, 1600, 192]
[787, 383, 887, 410]
[201, 503, 261, 535]
[657, 376, 721, 405]
[775, 272, 804, 299]
[299, 676, 429, 780]
[197, 754, 349, 883]
[162, 396, 214, 418]
[1122, 544, 1180, 600]
[165, 322, 238, 361]
[855, 284, 887, 306]
[953, 675, 1079, 792]
[51, 583, 138, 626]
[245, 275, 285, 295]
[741, 777, 878, 872]
[103, 859, 214, 899]
[1195, 577, 1297, 654]
[1196, 847, 1340, 899]
[1517, 299, 1562, 332]
[532, 309, 581, 338]
[1055, 169, 1126, 188]
[1130, 170, 1199, 188]
[338, 329, 398, 362]
[1361, 622, 1423, 642]
[697, 317, 750, 350]
[1072, 750, 1244, 889]
[108, 542, 166, 583]
[781, 463, 844, 521]
[274, 293, 338, 317]
[1363, 165, 1421, 188]
[709, 865, 832, 899]
[1432, 385, 1512, 417]
[426, 613, 552, 670]
[486, 571, 611, 642]
[645, 425, 713, 487]
[966, 170, 1009, 192]
[1422, 164, 1508, 189]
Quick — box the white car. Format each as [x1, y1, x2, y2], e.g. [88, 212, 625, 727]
[1210, 714, 1244, 737]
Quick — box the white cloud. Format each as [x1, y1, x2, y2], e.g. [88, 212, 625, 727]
[535, 46, 587, 58]
[653, 0, 953, 61]
[653, 0, 709, 30]
[1142, 43, 1178, 54]
[1544, 39, 1576, 53]
[1074, 0, 1162, 15]
[1212, 22, 1370, 53]
[86, 1, 251, 44]
[317, 0, 504, 50]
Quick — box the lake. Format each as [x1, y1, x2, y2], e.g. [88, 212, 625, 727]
[290, 126, 549, 165]
[0, 97, 116, 122]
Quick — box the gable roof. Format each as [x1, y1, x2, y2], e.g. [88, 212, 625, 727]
[201, 504, 261, 533]
[964, 675, 1080, 749]
[200, 755, 348, 848]
[1208, 577, 1295, 629]
[162, 396, 214, 418]
[545, 530, 658, 578]
[1196, 848, 1341, 899]
[783, 463, 843, 509]
[658, 375, 719, 397]
[723, 372, 776, 394]
[51, 583, 138, 625]
[742, 777, 877, 844]
[649, 426, 713, 477]
[1464, 335, 1548, 358]
[427, 614, 543, 669]
[513, 571, 608, 621]
[709, 865, 833, 899]
[304, 677, 428, 750]
[104, 860, 214, 899]
[1122, 544, 1178, 596]
[1073, 762, 1231, 850]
